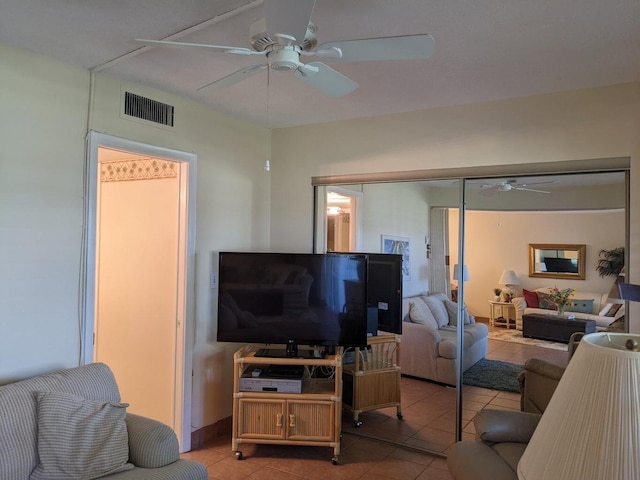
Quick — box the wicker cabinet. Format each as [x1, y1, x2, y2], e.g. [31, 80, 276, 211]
[232, 346, 342, 464]
[342, 334, 402, 426]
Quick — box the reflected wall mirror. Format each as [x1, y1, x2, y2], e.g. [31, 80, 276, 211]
[529, 243, 586, 280]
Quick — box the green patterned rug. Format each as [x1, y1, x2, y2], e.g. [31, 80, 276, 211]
[463, 358, 524, 393]
[488, 328, 568, 351]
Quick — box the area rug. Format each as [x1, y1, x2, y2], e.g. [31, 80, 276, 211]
[488, 329, 568, 351]
[463, 358, 523, 393]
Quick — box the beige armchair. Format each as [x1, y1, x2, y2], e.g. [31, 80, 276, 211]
[447, 358, 566, 480]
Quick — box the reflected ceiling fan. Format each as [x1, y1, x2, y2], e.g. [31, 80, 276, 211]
[136, 0, 435, 97]
[479, 179, 555, 195]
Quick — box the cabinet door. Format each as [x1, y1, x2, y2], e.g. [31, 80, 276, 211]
[236, 398, 286, 440]
[286, 400, 335, 441]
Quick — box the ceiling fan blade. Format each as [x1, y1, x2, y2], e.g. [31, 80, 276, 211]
[264, 0, 316, 43]
[197, 64, 267, 90]
[294, 62, 358, 97]
[515, 187, 550, 194]
[317, 34, 435, 62]
[135, 38, 262, 56]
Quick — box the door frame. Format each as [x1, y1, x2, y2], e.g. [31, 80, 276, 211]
[83, 131, 197, 451]
[325, 187, 363, 252]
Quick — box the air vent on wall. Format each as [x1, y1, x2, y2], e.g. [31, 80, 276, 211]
[123, 91, 174, 127]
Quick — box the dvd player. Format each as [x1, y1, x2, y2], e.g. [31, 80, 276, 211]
[239, 365, 304, 393]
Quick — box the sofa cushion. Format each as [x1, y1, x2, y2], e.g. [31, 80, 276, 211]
[438, 328, 475, 359]
[522, 289, 539, 308]
[565, 298, 594, 314]
[408, 299, 438, 329]
[422, 295, 450, 328]
[30, 391, 133, 480]
[443, 298, 473, 326]
[536, 292, 557, 310]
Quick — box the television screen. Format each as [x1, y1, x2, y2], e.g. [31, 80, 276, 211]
[544, 257, 578, 273]
[216, 252, 369, 350]
[366, 253, 403, 335]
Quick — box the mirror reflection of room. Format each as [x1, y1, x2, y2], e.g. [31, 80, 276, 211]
[316, 169, 628, 456]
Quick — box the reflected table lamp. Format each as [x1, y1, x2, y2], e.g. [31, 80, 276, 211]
[498, 269, 519, 301]
[518, 332, 640, 480]
[453, 264, 470, 283]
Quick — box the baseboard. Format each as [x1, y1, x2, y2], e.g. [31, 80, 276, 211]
[190, 416, 232, 450]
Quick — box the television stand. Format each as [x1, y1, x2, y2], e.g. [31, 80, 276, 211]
[232, 344, 342, 464]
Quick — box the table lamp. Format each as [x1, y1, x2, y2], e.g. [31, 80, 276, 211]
[453, 264, 470, 283]
[518, 332, 640, 480]
[498, 269, 519, 301]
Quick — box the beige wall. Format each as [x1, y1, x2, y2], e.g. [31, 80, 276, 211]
[271, 82, 640, 330]
[0, 44, 270, 431]
[448, 209, 626, 318]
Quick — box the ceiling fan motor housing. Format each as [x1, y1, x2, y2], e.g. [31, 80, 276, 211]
[249, 18, 318, 52]
[268, 48, 300, 71]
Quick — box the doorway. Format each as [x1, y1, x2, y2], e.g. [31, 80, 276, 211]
[84, 132, 197, 452]
[325, 187, 362, 252]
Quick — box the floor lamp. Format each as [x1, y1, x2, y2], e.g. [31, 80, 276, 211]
[518, 332, 640, 479]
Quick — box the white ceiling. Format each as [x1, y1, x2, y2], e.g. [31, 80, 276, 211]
[2, 0, 640, 128]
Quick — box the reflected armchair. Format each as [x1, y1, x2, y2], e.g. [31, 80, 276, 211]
[447, 358, 565, 480]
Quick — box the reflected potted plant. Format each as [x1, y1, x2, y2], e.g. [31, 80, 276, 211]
[597, 247, 624, 278]
[493, 288, 502, 302]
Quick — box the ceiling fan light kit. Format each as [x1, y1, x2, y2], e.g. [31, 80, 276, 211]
[136, 0, 434, 97]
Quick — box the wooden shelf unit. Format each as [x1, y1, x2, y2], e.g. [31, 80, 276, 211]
[232, 345, 342, 464]
[342, 334, 402, 426]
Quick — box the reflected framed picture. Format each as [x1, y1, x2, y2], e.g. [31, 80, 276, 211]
[381, 235, 410, 280]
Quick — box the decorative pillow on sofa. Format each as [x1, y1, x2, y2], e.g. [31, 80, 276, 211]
[443, 298, 473, 326]
[408, 300, 438, 330]
[606, 303, 623, 317]
[30, 391, 133, 480]
[565, 299, 594, 314]
[522, 289, 539, 308]
[536, 292, 557, 310]
[422, 295, 450, 328]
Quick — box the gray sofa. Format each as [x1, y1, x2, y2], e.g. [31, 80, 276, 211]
[400, 293, 488, 385]
[0, 362, 207, 480]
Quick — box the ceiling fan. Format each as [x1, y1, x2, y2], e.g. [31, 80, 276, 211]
[136, 0, 435, 97]
[479, 179, 554, 195]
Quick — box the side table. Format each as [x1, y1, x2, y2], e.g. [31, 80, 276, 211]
[489, 301, 516, 329]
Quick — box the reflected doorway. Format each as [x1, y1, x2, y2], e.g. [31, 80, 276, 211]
[326, 188, 362, 252]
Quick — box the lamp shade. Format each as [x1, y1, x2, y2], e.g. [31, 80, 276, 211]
[518, 333, 640, 480]
[498, 269, 519, 286]
[453, 264, 470, 282]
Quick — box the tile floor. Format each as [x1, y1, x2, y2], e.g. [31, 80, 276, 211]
[182, 325, 569, 480]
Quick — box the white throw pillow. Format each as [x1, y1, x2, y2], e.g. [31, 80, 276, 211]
[30, 391, 133, 480]
[409, 299, 439, 329]
[599, 303, 613, 316]
[422, 295, 450, 328]
[444, 297, 473, 326]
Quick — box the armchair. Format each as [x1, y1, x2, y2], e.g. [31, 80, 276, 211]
[447, 358, 566, 480]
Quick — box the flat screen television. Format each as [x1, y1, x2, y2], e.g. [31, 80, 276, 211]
[544, 257, 578, 273]
[216, 252, 369, 355]
[366, 253, 403, 335]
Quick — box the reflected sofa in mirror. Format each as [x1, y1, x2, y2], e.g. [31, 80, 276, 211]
[529, 243, 586, 280]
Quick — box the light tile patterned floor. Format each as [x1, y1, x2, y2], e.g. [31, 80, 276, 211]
[182, 325, 568, 479]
